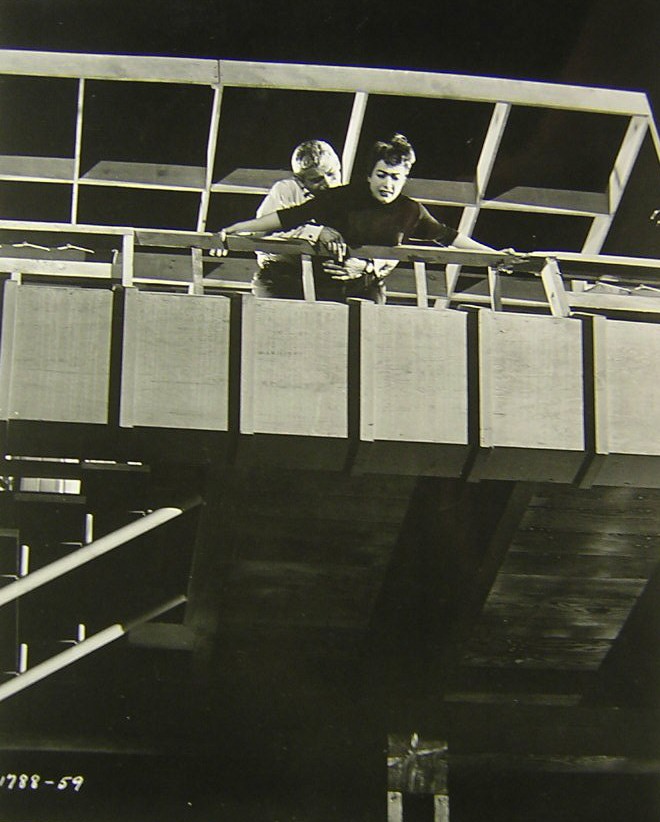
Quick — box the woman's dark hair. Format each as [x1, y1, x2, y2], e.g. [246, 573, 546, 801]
[369, 133, 416, 171]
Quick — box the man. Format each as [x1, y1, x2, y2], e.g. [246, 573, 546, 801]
[248, 139, 342, 299]
[213, 134, 517, 302]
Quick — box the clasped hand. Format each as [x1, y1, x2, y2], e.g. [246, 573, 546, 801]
[495, 247, 529, 272]
[315, 227, 368, 279]
[209, 229, 228, 257]
[322, 257, 369, 281]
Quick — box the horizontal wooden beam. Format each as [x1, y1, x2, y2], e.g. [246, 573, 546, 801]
[0, 154, 75, 183]
[0, 257, 113, 277]
[80, 161, 207, 191]
[218, 59, 651, 116]
[0, 49, 220, 84]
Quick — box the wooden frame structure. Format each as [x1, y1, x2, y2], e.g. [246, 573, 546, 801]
[0, 49, 657, 244]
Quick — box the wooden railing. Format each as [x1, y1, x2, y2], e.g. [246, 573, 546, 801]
[0, 233, 657, 488]
[0, 223, 658, 316]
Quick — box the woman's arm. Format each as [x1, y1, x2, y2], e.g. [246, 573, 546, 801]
[223, 211, 283, 236]
[209, 212, 284, 256]
[451, 232, 495, 252]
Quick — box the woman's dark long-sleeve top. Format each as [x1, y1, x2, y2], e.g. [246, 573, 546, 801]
[276, 181, 458, 250]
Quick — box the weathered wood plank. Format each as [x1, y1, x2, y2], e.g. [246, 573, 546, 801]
[501, 550, 656, 579]
[216, 560, 384, 629]
[520, 507, 660, 534]
[0, 49, 220, 84]
[81, 161, 206, 190]
[476, 610, 636, 641]
[596, 319, 660, 457]
[528, 486, 660, 511]
[369, 306, 468, 446]
[120, 290, 231, 430]
[0, 282, 112, 423]
[489, 573, 646, 599]
[485, 186, 609, 215]
[510, 529, 660, 558]
[218, 59, 651, 115]
[462, 635, 613, 669]
[245, 299, 348, 437]
[0, 155, 75, 182]
[479, 312, 584, 451]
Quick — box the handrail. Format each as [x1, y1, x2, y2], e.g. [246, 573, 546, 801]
[136, 231, 660, 286]
[0, 595, 187, 703]
[0, 223, 659, 298]
[0, 499, 202, 608]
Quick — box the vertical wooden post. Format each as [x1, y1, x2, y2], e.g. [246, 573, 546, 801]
[197, 84, 223, 233]
[540, 257, 571, 317]
[301, 254, 316, 302]
[70, 77, 85, 224]
[487, 266, 502, 311]
[189, 247, 204, 295]
[582, 114, 648, 254]
[342, 91, 368, 184]
[435, 101, 510, 309]
[121, 232, 135, 288]
[387, 734, 449, 821]
[413, 260, 429, 308]
[434, 794, 450, 822]
[387, 791, 404, 822]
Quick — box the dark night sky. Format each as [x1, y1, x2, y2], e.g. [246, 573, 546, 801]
[0, 0, 656, 95]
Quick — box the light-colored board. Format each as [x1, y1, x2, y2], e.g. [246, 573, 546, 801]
[0, 282, 112, 423]
[0, 155, 75, 182]
[367, 305, 469, 445]
[196, 84, 224, 232]
[479, 311, 584, 451]
[582, 115, 649, 253]
[218, 60, 651, 115]
[0, 257, 112, 277]
[243, 299, 349, 438]
[440, 102, 511, 307]
[595, 319, 660, 456]
[485, 187, 609, 216]
[211, 167, 289, 193]
[0, 49, 220, 84]
[120, 289, 231, 430]
[341, 91, 368, 184]
[80, 161, 206, 190]
[404, 178, 477, 206]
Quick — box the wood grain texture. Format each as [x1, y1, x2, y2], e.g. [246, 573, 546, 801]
[245, 299, 348, 437]
[81, 161, 206, 190]
[462, 484, 660, 674]
[478, 311, 584, 451]
[369, 306, 468, 444]
[120, 290, 231, 430]
[0, 283, 112, 423]
[596, 319, 660, 455]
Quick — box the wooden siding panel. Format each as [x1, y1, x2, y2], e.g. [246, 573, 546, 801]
[246, 299, 348, 437]
[479, 312, 584, 451]
[370, 306, 468, 444]
[120, 290, 230, 430]
[0, 282, 112, 423]
[598, 319, 660, 455]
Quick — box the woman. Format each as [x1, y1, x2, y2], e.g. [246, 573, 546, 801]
[212, 134, 515, 302]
